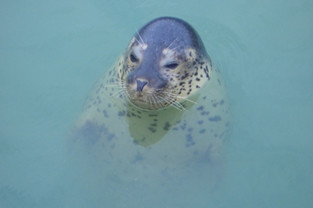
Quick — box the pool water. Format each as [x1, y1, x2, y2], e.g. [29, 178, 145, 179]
[1, 1, 312, 207]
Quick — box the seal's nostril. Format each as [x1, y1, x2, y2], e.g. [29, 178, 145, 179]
[136, 80, 148, 92]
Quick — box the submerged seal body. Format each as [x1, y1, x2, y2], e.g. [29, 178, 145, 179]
[73, 17, 231, 182]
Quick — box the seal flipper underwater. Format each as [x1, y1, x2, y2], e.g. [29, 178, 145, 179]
[70, 17, 231, 183]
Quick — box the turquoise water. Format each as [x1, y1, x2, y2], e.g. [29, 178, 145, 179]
[1, 0, 313, 207]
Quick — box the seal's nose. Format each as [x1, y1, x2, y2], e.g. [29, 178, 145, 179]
[136, 80, 148, 92]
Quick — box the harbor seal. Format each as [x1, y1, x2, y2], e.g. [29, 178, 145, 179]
[72, 17, 231, 183]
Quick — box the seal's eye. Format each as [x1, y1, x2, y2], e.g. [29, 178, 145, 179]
[164, 62, 179, 69]
[130, 53, 139, 63]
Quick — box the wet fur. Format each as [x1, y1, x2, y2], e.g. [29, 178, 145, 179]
[71, 17, 231, 184]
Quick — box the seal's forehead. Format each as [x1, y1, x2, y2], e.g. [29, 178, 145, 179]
[135, 17, 204, 51]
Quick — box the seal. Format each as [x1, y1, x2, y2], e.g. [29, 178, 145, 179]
[72, 17, 231, 183]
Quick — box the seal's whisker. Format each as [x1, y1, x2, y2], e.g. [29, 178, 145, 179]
[155, 94, 166, 106]
[176, 96, 197, 104]
[134, 37, 143, 46]
[166, 92, 198, 105]
[146, 95, 152, 105]
[172, 100, 187, 111]
[148, 95, 158, 109]
[136, 30, 145, 45]
[105, 82, 123, 86]
[108, 87, 126, 93]
[169, 101, 185, 112]
[166, 38, 178, 50]
[156, 94, 184, 112]
[153, 94, 163, 105]
[148, 95, 155, 108]
[168, 45, 180, 52]
[123, 89, 131, 101]
[167, 97, 186, 111]
[153, 94, 164, 108]
[161, 93, 186, 111]
[112, 91, 123, 98]
[105, 84, 124, 89]
[105, 81, 124, 87]
[111, 89, 125, 98]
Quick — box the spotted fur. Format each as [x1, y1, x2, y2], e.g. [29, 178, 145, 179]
[72, 17, 231, 183]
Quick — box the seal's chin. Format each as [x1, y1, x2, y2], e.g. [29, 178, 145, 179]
[131, 99, 156, 110]
[126, 90, 174, 111]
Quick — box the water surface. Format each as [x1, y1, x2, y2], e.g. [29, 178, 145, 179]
[1, 1, 312, 207]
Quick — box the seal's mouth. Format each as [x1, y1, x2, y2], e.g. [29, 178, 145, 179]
[126, 86, 177, 111]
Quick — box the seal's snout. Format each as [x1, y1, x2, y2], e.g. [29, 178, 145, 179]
[136, 79, 148, 92]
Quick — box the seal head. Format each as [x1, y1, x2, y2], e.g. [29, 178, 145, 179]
[122, 17, 210, 110]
